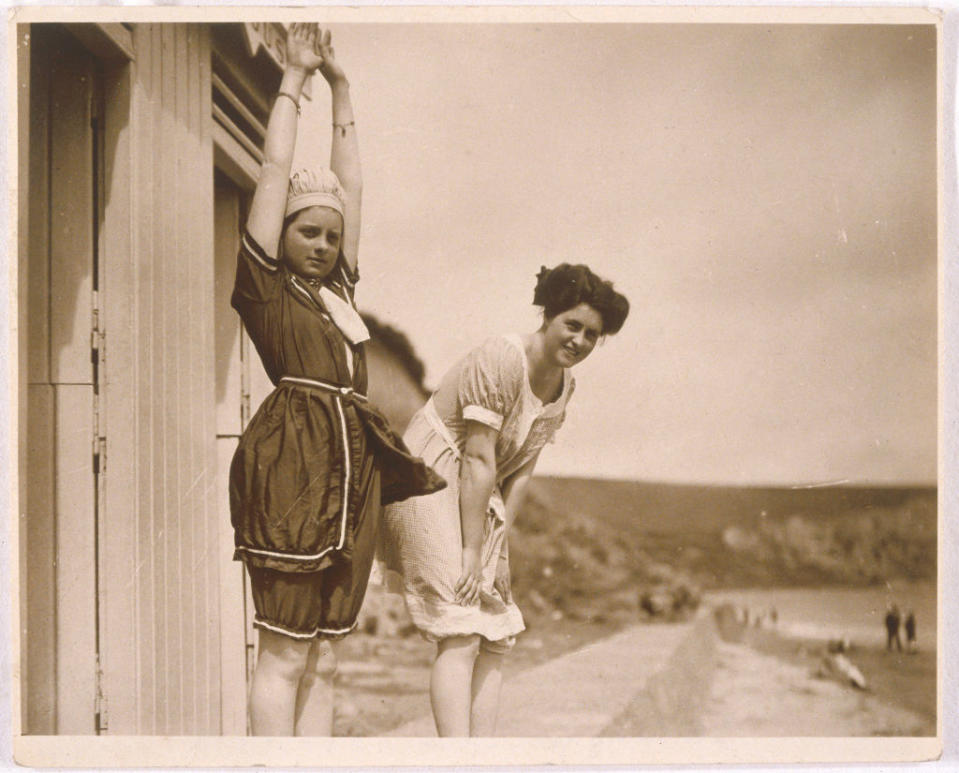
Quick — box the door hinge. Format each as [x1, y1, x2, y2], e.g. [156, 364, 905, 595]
[95, 654, 109, 733]
[240, 389, 251, 428]
[91, 294, 104, 364]
[93, 436, 106, 475]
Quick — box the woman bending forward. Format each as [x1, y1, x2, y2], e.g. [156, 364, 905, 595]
[383, 264, 629, 736]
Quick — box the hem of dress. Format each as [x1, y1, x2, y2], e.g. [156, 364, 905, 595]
[401, 588, 526, 644]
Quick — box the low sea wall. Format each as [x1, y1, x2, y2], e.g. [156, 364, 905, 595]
[601, 612, 720, 736]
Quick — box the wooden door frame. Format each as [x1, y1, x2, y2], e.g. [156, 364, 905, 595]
[17, 21, 136, 736]
[212, 170, 254, 735]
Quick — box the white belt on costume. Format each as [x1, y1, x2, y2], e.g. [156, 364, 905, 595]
[278, 375, 368, 402]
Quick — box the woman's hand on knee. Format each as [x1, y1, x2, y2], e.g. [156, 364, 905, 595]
[493, 554, 511, 602]
[455, 546, 483, 605]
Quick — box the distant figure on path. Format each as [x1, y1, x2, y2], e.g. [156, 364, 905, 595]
[905, 610, 917, 653]
[884, 604, 903, 652]
[383, 265, 629, 736]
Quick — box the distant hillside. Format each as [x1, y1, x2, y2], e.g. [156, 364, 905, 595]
[510, 477, 936, 620]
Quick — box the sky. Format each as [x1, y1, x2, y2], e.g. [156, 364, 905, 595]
[293, 22, 938, 486]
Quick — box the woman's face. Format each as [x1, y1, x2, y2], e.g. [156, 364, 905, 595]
[281, 206, 343, 280]
[542, 303, 604, 368]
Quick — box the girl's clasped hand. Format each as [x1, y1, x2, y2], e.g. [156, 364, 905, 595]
[285, 22, 326, 73]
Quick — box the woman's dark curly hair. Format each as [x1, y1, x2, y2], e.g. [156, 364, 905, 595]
[533, 263, 629, 335]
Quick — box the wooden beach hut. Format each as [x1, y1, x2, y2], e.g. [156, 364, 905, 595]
[17, 21, 312, 736]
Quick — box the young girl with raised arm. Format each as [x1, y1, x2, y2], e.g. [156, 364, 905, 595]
[229, 23, 444, 736]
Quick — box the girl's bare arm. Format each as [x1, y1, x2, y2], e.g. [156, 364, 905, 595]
[246, 23, 324, 256]
[316, 31, 362, 273]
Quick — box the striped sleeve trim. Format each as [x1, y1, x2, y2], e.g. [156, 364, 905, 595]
[242, 231, 279, 273]
[463, 405, 504, 432]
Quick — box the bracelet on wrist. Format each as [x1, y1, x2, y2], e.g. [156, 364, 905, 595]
[276, 91, 301, 114]
[333, 120, 355, 137]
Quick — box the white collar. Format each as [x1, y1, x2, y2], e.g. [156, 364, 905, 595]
[317, 285, 370, 345]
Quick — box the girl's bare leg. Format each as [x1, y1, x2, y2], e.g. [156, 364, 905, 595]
[249, 629, 312, 736]
[431, 635, 480, 736]
[294, 639, 338, 736]
[469, 648, 505, 736]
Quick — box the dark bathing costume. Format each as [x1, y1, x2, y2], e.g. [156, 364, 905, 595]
[229, 230, 445, 639]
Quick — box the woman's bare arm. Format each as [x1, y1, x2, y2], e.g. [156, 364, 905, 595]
[456, 422, 498, 605]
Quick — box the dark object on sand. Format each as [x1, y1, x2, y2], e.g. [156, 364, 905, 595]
[637, 564, 701, 622]
[638, 582, 701, 622]
[712, 603, 747, 642]
[905, 610, 917, 653]
[885, 604, 903, 652]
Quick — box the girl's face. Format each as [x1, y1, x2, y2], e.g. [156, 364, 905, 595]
[542, 303, 604, 368]
[281, 206, 343, 281]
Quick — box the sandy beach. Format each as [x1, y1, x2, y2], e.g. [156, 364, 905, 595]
[333, 590, 936, 737]
[701, 636, 933, 736]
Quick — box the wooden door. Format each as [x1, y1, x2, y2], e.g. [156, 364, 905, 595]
[24, 25, 102, 734]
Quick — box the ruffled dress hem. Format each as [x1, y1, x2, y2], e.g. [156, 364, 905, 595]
[383, 565, 524, 643]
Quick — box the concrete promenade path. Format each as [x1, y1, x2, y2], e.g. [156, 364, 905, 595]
[387, 621, 694, 737]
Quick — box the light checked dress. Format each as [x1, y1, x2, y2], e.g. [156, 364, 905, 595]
[382, 334, 575, 647]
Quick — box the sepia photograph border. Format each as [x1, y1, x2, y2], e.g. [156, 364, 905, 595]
[5, 2, 952, 768]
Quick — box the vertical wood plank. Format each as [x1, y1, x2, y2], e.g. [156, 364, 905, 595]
[172, 24, 196, 731]
[195, 25, 222, 733]
[185, 24, 203, 730]
[24, 384, 56, 734]
[16, 22, 29, 739]
[48, 36, 94, 386]
[93, 21, 222, 736]
[20, 24, 53, 736]
[99, 55, 139, 735]
[158, 22, 178, 733]
[216, 438, 248, 734]
[134, 23, 159, 734]
[54, 384, 97, 734]
[26, 30, 50, 386]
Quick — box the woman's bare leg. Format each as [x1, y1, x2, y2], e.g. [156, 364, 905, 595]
[469, 647, 505, 736]
[293, 639, 338, 736]
[249, 629, 312, 736]
[430, 635, 480, 736]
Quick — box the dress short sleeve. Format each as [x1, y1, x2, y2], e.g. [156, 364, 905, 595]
[457, 337, 524, 432]
[232, 230, 283, 305]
